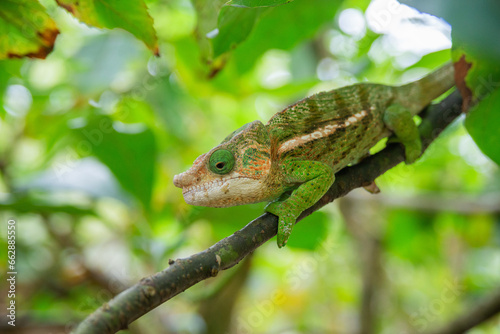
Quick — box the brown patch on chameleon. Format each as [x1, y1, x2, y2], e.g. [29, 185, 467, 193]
[174, 63, 455, 247]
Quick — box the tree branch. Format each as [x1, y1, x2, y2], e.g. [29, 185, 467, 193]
[424, 287, 500, 334]
[72, 90, 464, 334]
[345, 191, 500, 214]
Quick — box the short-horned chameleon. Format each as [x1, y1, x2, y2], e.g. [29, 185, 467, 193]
[174, 63, 455, 247]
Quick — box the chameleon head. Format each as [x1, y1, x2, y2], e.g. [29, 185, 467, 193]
[173, 120, 273, 208]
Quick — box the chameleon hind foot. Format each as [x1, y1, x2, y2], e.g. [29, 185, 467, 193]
[383, 104, 422, 164]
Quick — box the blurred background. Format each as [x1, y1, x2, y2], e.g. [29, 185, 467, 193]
[0, 0, 499, 333]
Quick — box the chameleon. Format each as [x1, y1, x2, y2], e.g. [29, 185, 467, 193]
[173, 63, 455, 248]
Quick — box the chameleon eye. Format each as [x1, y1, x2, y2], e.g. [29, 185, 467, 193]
[208, 149, 235, 175]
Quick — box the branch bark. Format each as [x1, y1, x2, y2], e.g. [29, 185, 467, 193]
[72, 90, 464, 334]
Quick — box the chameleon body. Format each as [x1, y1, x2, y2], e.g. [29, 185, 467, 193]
[174, 63, 454, 247]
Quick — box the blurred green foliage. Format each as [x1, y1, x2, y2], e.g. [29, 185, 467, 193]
[0, 0, 499, 333]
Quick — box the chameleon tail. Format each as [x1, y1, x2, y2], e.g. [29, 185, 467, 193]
[395, 62, 455, 115]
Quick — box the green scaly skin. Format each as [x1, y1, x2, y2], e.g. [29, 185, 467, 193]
[173, 63, 455, 247]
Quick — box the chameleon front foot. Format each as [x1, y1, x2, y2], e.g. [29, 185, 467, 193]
[265, 201, 298, 248]
[265, 160, 335, 248]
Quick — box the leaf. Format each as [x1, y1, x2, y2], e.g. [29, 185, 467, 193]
[225, 0, 293, 8]
[76, 116, 157, 208]
[0, 0, 59, 60]
[56, 0, 158, 54]
[192, 0, 296, 73]
[211, 6, 259, 59]
[465, 88, 500, 166]
[231, 0, 342, 74]
[190, 0, 227, 62]
[451, 49, 500, 109]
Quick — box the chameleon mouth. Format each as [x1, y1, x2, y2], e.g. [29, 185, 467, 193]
[181, 178, 237, 207]
[182, 179, 226, 196]
[180, 175, 270, 208]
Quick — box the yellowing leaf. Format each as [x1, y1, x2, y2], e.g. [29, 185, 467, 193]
[0, 0, 59, 60]
[56, 0, 158, 54]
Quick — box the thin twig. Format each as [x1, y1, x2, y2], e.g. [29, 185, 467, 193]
[72, 91, 464, 334]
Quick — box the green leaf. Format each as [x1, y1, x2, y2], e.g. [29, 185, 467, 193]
[211, 6, 259, 59]
[77, 116, 157, 208]
[231, 0, 342, 74]
[56, 0, 158, 54]
[225, 0, 293, 8]
[190, 0, 227, 62]
[0, 0, 59, 59]
[465, 88, 500, 166]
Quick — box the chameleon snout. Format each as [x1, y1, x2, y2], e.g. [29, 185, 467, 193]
[173, 171, 195, 189]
